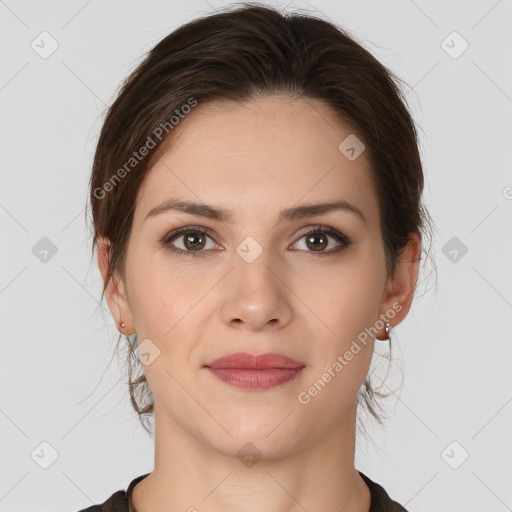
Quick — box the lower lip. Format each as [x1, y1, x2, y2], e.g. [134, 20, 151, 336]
[206, 367, 304, 390]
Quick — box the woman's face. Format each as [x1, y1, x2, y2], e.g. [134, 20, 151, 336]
[101, 95, 418, 458]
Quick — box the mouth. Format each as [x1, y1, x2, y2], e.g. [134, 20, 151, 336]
[203, 352, 305, 390]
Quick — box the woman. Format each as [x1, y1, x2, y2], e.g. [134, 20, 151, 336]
[82, 3, 433, 511]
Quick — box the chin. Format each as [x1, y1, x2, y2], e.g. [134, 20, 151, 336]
[204, 424, 303, 463]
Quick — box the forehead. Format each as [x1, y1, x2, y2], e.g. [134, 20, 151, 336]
[134, 95, 379, 227]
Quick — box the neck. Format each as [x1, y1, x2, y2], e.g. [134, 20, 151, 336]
[132, 401, 371, 512]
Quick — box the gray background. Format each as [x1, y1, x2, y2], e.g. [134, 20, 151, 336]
[1, 0, 511, 511]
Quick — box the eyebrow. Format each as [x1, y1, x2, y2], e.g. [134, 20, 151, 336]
[145, 198, 366, 224]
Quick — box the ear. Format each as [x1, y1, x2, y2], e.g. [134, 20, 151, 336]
[97, 236, 135, 334]
[376, 232, 421, 339]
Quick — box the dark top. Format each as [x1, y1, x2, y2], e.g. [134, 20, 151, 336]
[78, 470, 408, 511]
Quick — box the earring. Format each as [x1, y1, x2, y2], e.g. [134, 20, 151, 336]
[376, 321, 391, 341]
[120, 321, 126, 328]
[385, 321, 391, 341]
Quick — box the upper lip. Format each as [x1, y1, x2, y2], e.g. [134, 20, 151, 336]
[204, 352, 305, 370]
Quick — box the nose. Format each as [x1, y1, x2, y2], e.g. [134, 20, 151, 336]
[219, 247, 293, 332]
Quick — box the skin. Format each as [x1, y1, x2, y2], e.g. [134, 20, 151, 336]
[98, 95, 420, 512]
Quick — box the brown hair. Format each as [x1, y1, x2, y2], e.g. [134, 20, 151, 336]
[87, 2, 436, 437]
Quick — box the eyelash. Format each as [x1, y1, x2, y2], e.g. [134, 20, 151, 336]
[160, 225, 352, 259]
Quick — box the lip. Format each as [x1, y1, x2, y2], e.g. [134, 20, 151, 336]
[204, 352, 305, 370]
[204, 352, 305, 390]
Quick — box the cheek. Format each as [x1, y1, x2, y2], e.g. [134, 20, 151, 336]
[126, 253, 209, 396]
[126, 246, 199, 336]
[292, 253, 384, 326]
[289, 253, 384, 386]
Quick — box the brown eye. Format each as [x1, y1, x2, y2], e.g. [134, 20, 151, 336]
[162, 227, 217, 257]
[182, 232, 207, 251]
[305, 232, 328, 251]
[292, 226, 351, 256]
[162, 225, 350, 258]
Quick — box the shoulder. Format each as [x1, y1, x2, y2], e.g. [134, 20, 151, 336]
[76, 489, 128, 511]
[358, 471, 409, 512]
[76, 490, 127, 511]
[76, 473, 150, 512]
